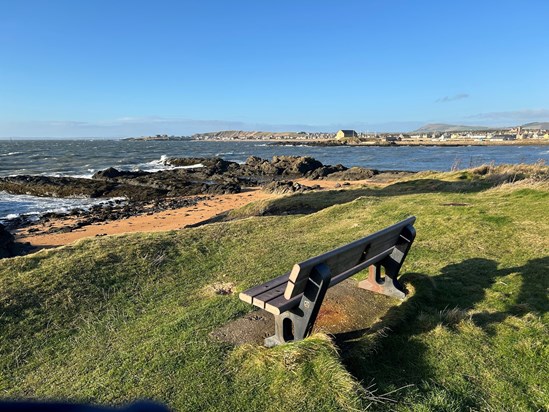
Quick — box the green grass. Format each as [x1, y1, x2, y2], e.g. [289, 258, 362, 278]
[1, 165, 548, 411]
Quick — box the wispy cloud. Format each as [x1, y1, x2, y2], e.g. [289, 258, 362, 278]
[436, 93, 469, 103]
[466, 108, 549, 121]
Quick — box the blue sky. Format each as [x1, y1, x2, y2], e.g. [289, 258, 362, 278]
[1, 0, 548, 137]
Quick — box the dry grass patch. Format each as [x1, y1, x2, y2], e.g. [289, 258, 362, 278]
[202, 281, 236, 297]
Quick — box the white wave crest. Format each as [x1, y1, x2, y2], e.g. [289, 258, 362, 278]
[0, 192, 126, 221]
[146, 154, 170, 166]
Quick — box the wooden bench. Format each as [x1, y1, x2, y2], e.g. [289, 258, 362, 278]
[239, 217, 416, 346]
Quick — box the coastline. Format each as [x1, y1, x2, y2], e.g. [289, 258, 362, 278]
[14, 189, 270, 248]
[13, 178, 373, 249]
[2, 148, 546, 253]
[192, 138, 549, 146]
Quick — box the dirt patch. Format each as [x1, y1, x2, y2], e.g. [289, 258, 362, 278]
[211, 278, 401, 346]
[203, 282, 236, 297]
[211, 312, 275, 345]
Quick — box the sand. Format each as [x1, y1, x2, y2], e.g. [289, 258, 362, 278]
[15, 179, 370, 249]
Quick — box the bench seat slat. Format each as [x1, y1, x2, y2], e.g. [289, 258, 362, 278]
[265, 294, 302, 315]
[252, 284, 288, 309]
[238, 272, 290, 304]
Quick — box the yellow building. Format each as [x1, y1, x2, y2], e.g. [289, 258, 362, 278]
[335, 130, 358, 140]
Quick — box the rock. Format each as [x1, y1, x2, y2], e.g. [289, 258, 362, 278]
[167, 157, 239, 176]
[92, 168, 150, 180]
[205, 158, 240, 176]
[325, 167, 379, 181]
[0, 175, 165, 200]
[270, 156, 323, 175]
[244, 156, 263, 166]
[0, 224, 15, 258]
[307, 164, 347, 179]
[243, 156, 324, 177]
[0, 223, 32, 258]
[262, 180, 316, 195]
[202, 183, 241, 195]
[243, 156, 280, 175]
[166, 157, 207, 167]
[92, 167, 123, 179]
[0, 172, 233, 201]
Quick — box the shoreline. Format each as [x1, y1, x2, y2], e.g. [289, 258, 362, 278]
[2, 150, 546, 253]
[192, 138, 549, 146]
[0, 155, 403, 244]
[13, 178, 374, 249]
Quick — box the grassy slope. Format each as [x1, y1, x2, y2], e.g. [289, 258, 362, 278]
[1, 166, 548, 411]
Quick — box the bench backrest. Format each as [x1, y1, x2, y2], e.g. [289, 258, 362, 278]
[284, 216, 416, 299]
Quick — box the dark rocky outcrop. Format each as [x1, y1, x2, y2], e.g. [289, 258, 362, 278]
[0, 156, 382, 204]
[0, 223, 32, 258]
[165, 155, 378, 184]
[271, 156, 323, 175]
[0, 175, 168, 201]
[242, 156, 323, 177]
[0, 224, 15, 258]
[166, 157, 240, 176]
[262, 181, 319, 195]
[325, 167, 379, 180]
[307, 164, 348, 179]
[92, 167, 149, 180]
[242, 156, 280, 175]
[202, 183, 241, 195]
[0, 164, 243, 202]
[0, 155, 394, 242]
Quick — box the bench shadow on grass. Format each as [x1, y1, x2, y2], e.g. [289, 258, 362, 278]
[337, 256, 549, 401]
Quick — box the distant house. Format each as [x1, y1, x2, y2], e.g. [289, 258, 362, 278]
[335, 130, 358, 140]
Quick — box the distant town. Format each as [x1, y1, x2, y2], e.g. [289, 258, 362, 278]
[125, 122, 549, 145]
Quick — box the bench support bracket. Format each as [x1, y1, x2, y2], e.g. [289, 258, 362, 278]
[358, 224, 416, 299]
[265, 263, 331, 347]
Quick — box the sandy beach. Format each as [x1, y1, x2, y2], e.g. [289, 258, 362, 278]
[14, 178, 365, 249]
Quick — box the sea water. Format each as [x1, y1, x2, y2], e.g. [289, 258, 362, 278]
[1, 139, 548, 221]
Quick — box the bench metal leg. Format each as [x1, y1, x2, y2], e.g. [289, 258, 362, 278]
[358, 224, 416, 300]
[358, 263, 406, 299]
[265, 263, 331, 347]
